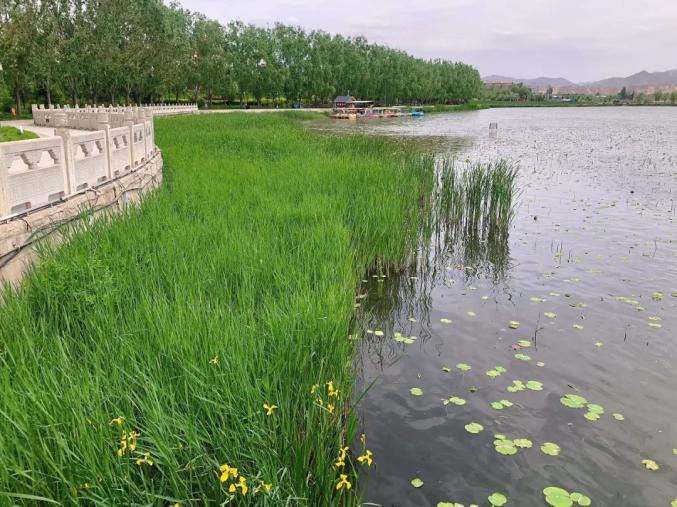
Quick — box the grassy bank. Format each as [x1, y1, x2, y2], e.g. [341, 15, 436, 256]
[0, 113, 437, 504]
[0, 126, 39, 142]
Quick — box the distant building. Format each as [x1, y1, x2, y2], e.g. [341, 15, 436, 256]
[333, 96, 356, 108]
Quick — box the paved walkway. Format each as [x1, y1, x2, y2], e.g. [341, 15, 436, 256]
[0, 119, 87, 138]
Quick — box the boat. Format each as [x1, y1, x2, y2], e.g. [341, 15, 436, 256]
[331, 96, 424, 120]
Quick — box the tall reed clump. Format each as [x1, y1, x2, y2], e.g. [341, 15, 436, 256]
[0, 113, 436, 505]
[436, 158, 518, 234]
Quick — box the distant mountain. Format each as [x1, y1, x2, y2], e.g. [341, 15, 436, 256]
[583, 69, 677, 88]
[482, 75, 574, 88]
[483, 69, 677, 93]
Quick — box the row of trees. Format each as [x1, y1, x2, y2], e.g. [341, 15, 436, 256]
[0, 0, 482, 113]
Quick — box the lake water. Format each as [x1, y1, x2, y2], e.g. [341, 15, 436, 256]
[317, 107, 677, 506]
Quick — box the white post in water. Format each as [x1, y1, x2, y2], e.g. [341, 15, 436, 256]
[489, 122, 498, 130]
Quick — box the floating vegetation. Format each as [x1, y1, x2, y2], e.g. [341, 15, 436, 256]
[514, 353, 531, 361]
[541, 442, 562, 456]
[560, 394, 587, 409]
[509, 321, 521, 329]
[612, 413, 625, 421]
[457, 363, 473, 371]
[488, 492, 508, 506]
[464, 422, 484, 434]
[543, 487, 592, 506]
[410, 388, 424, 396]
[410, 477, 424, 488]
[526, 380, 544, 391]
[444, 396, 467, 406]
[641, 459, 659, 471]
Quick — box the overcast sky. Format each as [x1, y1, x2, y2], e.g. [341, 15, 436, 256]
[178, 0, 677, 83]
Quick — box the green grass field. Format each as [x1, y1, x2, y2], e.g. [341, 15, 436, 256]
[0, 125, 39, 143]
[0, 113, 438, 505]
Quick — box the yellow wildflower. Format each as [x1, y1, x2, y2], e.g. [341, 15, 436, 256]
[263, 403, 278, 416]
[228, 475, 248, 495]
[327, 403, 335, 414]
[135, 452, 154, 466]
[357, 449, 373, 466]
[326, 381, 339, 398]
[310, 383, 320, 394]
[219, 463, 238, 482]
[339, 446, 349, 460]
[261, 482, 272, 493]
[209, 356, 220, 365]
[110, 416, 125, 426]
[336, 474, 352, 490]
[360, 433, 366, 446]
[334, 457, 345, 468]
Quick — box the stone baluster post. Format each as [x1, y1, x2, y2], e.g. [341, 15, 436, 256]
[53, 112, 75, 195]
[97, 112, 113, 181]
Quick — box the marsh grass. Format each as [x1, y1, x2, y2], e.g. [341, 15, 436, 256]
[0, 113, 437, 505]
[0, 113, 517, 505]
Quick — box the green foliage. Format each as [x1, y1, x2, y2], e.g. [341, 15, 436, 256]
[0, 1, 481, 110]
[0, 113, 439, 504]
[0, 126, 39, 142]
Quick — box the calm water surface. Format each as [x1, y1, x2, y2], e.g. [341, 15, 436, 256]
[319, 107, 677, 506]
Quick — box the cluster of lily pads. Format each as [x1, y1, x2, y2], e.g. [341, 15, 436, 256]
[543, 486, 591, 506]
[394, 331, 417, 345]
[559, 393, 624, 422]
[506, 379, 543, 392]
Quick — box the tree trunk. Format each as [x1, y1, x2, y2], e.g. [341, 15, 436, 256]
[15, 86, 22, 115]
[46, 86, 52, 106]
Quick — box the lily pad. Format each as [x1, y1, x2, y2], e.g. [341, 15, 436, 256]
[410, 477, 424, 488]
[526, 380, 544, 391]
[513, 438, 533, 448]
[508, 321, 520, 329]
[486, 370, 501, 378]
[488, 492, 508, 506]
[584, 412, 600, 422]
[456, 363, 472, 371]
[586, 403, 604, 415]
[541, 442, 561, 456]
[544, 312, 557, 318]
[573, 324, 584, 330]
[464, 422, 484, 434]
[374, 330, 385, 337]
[440, 318, 453, 324]
[491, 401, 505, 410]
[442, 366, 452, 373]
[612, 413, 624, 421]
[570, 492, 592, 506]
[517, 339, 532, 347]
[514, 353, 531, 361]
[410, 387, 423, 396]
[445, 396, 466, 406]
[500, 399, 513, 407]
[495, 366, 507, 373]
[560, 394, 587, 409]
[495, 440, 518, 455]
[467, 311, 477, 317]
[543, 487, 573, 507]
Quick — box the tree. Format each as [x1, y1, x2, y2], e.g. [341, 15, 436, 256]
[619, 86, 627, 100]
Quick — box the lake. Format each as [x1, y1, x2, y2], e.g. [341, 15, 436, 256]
[317, 107, 677, 506]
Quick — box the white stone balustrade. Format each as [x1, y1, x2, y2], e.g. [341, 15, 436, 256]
[32, 103, 197, 129]
[0, 104, 191, 221]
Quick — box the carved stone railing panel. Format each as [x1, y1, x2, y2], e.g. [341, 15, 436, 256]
[0, 138, 68, 217]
